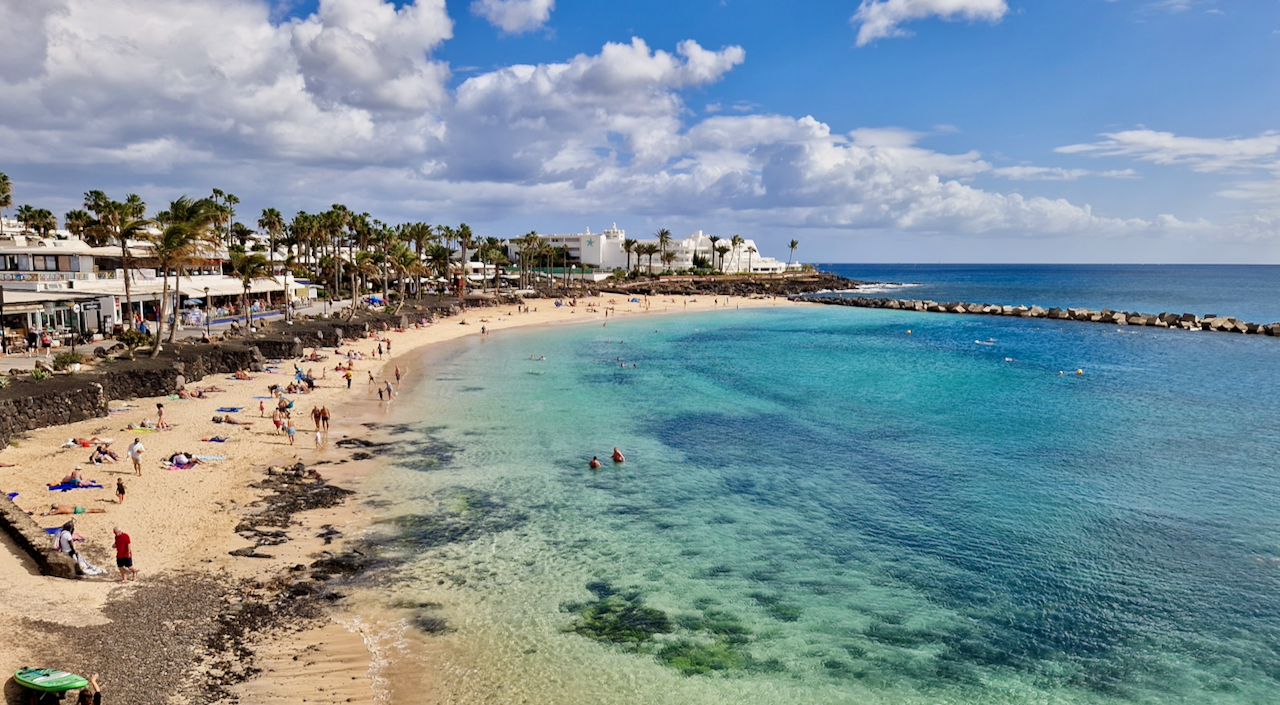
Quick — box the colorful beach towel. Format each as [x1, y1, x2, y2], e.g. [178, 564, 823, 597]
[165, 463, 198, 471]
[216, 407, 243, 413]
[47, 482, 103, 492]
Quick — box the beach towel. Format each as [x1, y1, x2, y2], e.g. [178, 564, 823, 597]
[252, 396, 272, 400]
[216, 407, 243, 413]
[200, 437, 234, 443]
[47, 482, 103, 492]
[127, 427, 157, 433]
[196, 455, 225, 461]
[75, 554, 105, 576]
[165, 462, 198, 471]
[6, 492, 16, 500]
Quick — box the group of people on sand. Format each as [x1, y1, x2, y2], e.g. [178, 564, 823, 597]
[589, 448, 626, 468]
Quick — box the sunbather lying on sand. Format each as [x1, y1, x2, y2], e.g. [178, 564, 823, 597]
[42, 504, 106, 516]
[233, 369, 254, 380]
[56, 468, 89, 486]
[61, 437, 107, 448]
[212, 415, 254, 426]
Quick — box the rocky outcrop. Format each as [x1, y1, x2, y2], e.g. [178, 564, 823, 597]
[0, 494, 79, 578]
[795, 295, 1280, 336]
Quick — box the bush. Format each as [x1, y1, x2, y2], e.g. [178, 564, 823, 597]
[53, 351, 85, 371]
[116, 329, 153, 349]
[30, 368, 50, 381]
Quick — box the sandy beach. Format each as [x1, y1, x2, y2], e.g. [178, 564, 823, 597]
[0, 293, 797, 704]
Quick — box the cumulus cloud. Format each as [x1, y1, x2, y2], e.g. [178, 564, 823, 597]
[0, 0, 1230, 243]
[471, 0, 555, 34]
[851, 0, 1008, 47]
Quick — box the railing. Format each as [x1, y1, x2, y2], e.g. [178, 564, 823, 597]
[0, 272, 94, 282]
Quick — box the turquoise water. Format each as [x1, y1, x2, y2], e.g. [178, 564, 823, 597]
[370, 304, 1280, 704]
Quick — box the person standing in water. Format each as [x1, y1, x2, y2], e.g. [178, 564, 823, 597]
[612, 448, 625, 463]
[589, 456, 601, 469]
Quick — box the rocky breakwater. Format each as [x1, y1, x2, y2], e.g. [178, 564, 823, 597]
[795, 295, 1280, 336]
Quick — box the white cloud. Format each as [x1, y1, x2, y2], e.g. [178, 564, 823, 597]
[992, 166, 1138, 181]
[1057, 129, 1280, 173]
[0, 0, 1245, 246]
[851, 0, 1008, 47]
[470, 0, 555, 34]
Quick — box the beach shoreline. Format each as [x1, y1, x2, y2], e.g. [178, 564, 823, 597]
[0, 293, 801, 705]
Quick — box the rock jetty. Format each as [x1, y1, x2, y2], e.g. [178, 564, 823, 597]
[794, 295, 1280, 336]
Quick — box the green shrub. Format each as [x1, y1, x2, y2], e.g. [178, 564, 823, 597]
[116, 329, 152, 349]
[53, 351, 85, 371]
[0, 377, 10, 388]
[30, 368, 51, 381]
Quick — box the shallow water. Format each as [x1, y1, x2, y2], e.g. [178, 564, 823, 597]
[355, 302, 1280, 704]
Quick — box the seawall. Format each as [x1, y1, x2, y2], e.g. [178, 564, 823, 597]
[794, 295, 1280, 336]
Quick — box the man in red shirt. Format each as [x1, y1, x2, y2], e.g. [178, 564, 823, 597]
[113, 526, 137, 582]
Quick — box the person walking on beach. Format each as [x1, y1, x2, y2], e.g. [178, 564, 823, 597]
[311, 406, 322, 431]
[395, 366, 401, 383]
[259, 400, 265, 417]
[272, 407, 283, 434]
[367, 371, 375, 385]
[344, 369, 353, 388]
[384, 380, 395, 400]
[115, 478, 125, 504]
[285, 418, 296, 445]
[113, 526, 136, 582]
[320, 406, 330, 431]
[155, 403, 170, 430]
[314, 429, 323, 450]
[127, 438, 144, 476]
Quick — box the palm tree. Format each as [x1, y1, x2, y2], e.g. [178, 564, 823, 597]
[715, 245, 730, 273]
[788, 239, 799, 264]
[15, 205, 34, 233]
[661, 250, 676, 273]
[228, 247, 273, 331]
[729, 235, 744, 273]
[707, 235, 720, 271]
[258, 207, 284, 278]
[0, 173, 11, 228]
[746, 246, 757, 275]
[622, 238, 637, 273]
[149, 196, 218, 352]
[638, 243, 659, 274]
[64, 210, 93, 241]
[456, 223, 474, 296]
[85, 191, 149, 330]
[656, 229, 672, 268]
[425, 242, 454, 284]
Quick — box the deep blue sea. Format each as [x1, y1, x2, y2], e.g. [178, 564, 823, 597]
[823, 264, 1280, 324]
[360, 266, 1280, 704]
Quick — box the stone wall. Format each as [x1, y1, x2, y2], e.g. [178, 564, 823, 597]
[797, 295, 1280, 336]
[0, 494, 78, 578]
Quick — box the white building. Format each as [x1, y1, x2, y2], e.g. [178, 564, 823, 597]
[511, 224, 800, 275]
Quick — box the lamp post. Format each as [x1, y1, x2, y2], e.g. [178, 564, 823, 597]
[203, 287, 210, 340]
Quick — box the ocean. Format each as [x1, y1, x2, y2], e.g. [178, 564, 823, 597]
[351, 265, 1280, 704]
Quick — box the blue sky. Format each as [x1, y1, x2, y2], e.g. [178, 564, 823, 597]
[1, 0, 1278, 262]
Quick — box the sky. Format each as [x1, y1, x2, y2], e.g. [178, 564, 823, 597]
[0, 0, 1278, 263]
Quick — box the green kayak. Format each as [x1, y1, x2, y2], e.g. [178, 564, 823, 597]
[14, 667, 89, 693]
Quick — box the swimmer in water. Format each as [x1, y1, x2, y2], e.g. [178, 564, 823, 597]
[589, 456, 601, 469]
[612, 448, 625, 463]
